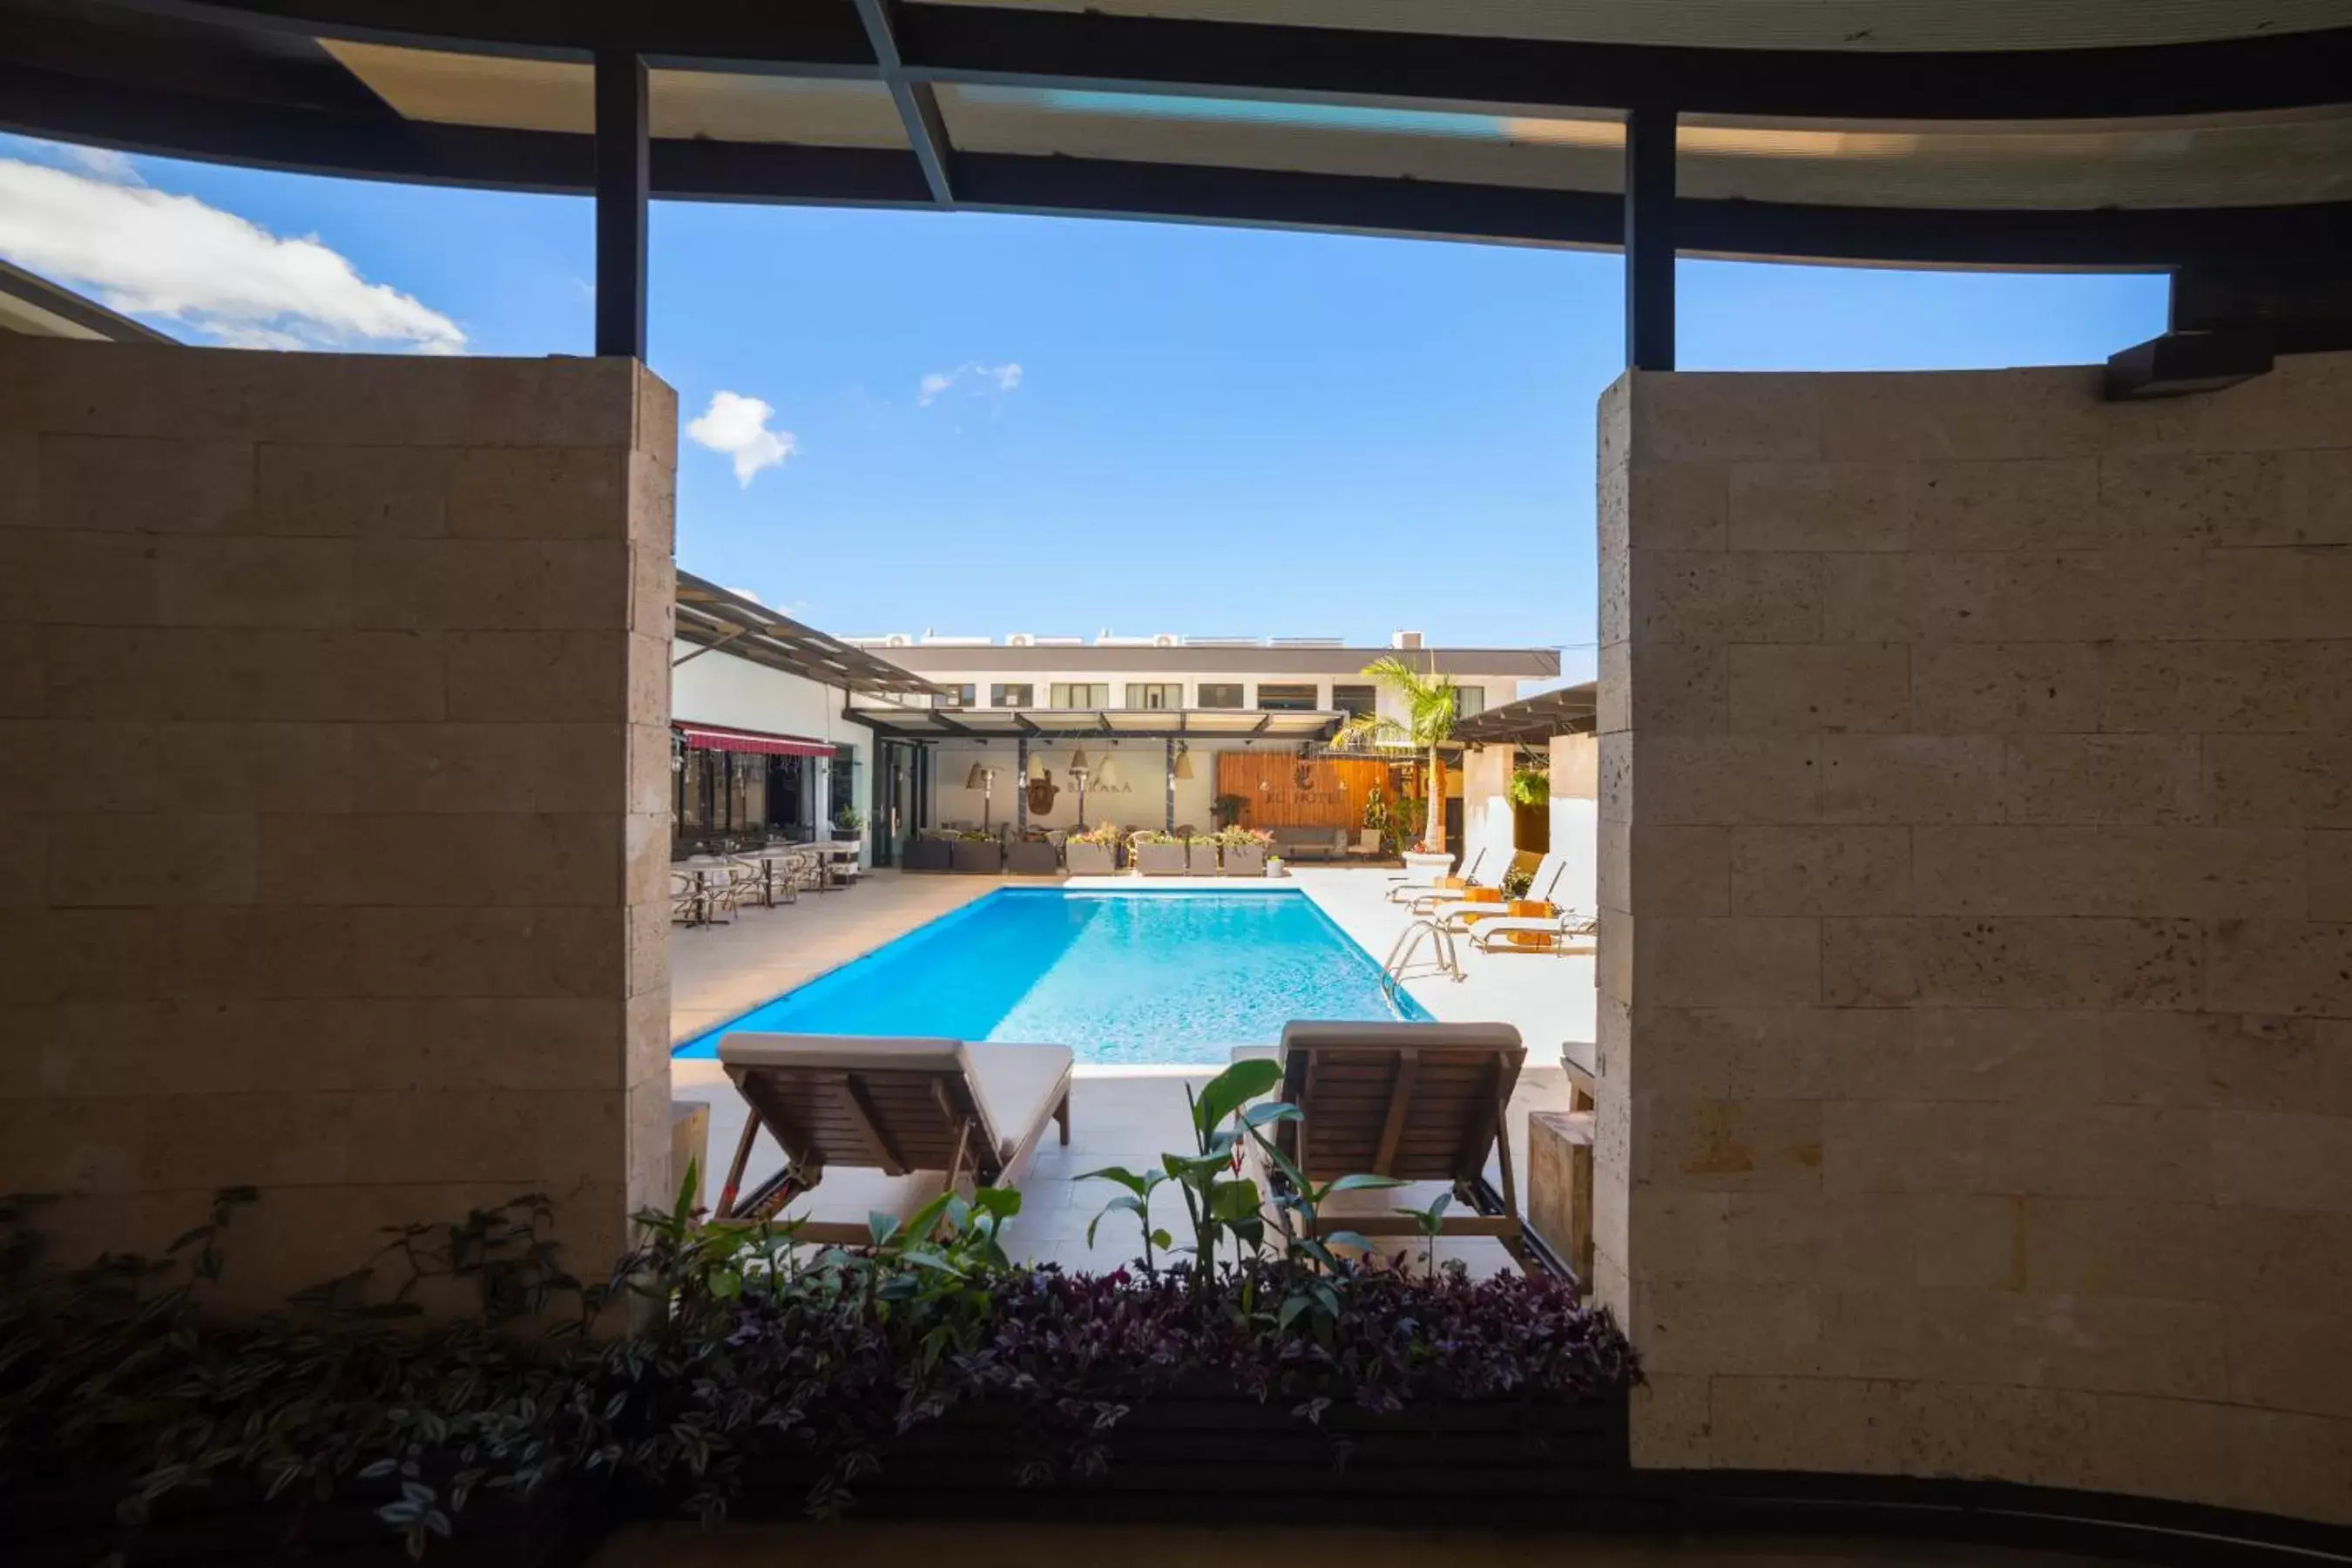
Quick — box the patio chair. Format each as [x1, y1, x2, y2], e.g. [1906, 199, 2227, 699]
[712, 1033, 1073, 1243]
[1427, 852, 1569, 926]
[1385, 845, 1490, 904]
[1468, 908, 1598, 956]
[1259, 1019, 1536, 1272]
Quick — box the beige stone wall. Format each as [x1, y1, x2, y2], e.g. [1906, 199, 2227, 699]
[1596, 354, 2352, 1520]
[0, 339, 678, 1301]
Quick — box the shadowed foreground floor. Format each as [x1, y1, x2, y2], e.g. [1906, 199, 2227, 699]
[592, 1522, 2119, 1568]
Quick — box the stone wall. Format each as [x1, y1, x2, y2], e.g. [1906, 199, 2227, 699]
[0, 339, 678, 1300]
[1596, 354, 2352, 1520]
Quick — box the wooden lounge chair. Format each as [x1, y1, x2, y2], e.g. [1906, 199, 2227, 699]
[713, 1033, 1073, 1242]
[1261, 1020, 1537, 1272]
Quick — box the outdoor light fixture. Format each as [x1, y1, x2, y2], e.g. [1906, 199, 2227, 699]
[965, 761, 998, 830]
[1068, 747, 1091, 774]
[1173, 742, 1193, 781]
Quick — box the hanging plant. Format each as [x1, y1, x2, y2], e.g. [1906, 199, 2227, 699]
[1506, 765, 1550, 807]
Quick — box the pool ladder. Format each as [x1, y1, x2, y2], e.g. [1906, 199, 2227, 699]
[1380, 917, 1463, 1012]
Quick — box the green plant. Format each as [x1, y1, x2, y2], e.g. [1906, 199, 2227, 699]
[956, 828, 998, 842]
[0, 1170, 1639, 1557]
[1129, 829, 1181, 847]
[833, 806, 868, 831]
[1215, 825, 1273, 850]
[1396, 1190, 1453, 1275]
[1500, 862, 1535, 900]
[1069, 821, 1122, 847]
[1212, 793, 1247, 828]
[1333, 656, 1462, 853]
[1506, 765, 1549, 808]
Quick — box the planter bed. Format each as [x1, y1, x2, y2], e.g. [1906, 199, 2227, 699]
[0, 1477, 602, 1568]
[1004, 840, 1061, 875]
[1221, 845, 1267, 877]
[901, 838, 952, 872]
[949, 841, 1004, 875]
[1064, 841, 1118, 875]
[1132, 842, 1188, 876]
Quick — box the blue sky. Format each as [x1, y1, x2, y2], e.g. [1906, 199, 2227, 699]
[0, 132, 2172, 672]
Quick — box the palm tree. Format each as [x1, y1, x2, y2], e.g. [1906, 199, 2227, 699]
[1332, 654, 1461, 854]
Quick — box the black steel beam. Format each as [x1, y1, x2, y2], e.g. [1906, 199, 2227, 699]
[1624, 107, 1675, 371]
[110, 1, 2352, 121]
[592, 49, 648, 359]
[5, 55, 2349, 272]
[850, 0, 954, 206]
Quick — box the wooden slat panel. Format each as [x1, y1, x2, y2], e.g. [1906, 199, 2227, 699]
[1216, 753, 1412, 830]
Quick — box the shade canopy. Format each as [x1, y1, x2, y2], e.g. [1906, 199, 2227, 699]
[850, 704, 1346, 743]
[675, 573, 943, 701]
[674, 722, 835, 759]
[10, 3, 2350, 270]
[1450, 684, 1601, 747]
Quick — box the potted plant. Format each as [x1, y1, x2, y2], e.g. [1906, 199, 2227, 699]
[1185, 833, 1222, 874]
[1401, 838, 1455, 881]
[1131, 829, 1188, 876]
[1004, 833, 1061, 876]
[1219, 825, 1272, 877]
[949, 828, 1003, 875]
[1212, 793, 1247, 830]
[1064, 821, 1120, 876]
[902, 829, 953, 872]
[831, 806, 866, 842]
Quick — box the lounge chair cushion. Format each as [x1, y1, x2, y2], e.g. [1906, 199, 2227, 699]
[1278, 1019, 1524, 1057]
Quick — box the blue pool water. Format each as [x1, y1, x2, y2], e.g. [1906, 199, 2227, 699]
[673, 889, 1429, 1065]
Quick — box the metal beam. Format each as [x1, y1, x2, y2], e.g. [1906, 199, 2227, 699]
[6, 54, 2351, 271]
[850, 0, 955, 206]
[1625, 106, 1676, 372]
[119, 2, 2352, 121]
[592, 49, 647, 358]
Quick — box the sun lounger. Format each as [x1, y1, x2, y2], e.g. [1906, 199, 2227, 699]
[713, 1033, 1072, 1241]
[1467, 908, 1598, 955]
[1260, 1019, 1536, 1272]
[1384, 845, 1490, 904]
[1428, 852, 1570, 928]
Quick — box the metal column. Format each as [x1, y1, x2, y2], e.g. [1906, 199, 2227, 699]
[593, 51, 648, 359]
[1166, 737, 1177, 834]
[1016, 735, 1029, 835]
[1625, 105, 1677, 371]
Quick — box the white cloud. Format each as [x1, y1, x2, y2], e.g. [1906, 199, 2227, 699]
[64, 145, 142, 185]
[0, 155, 464, 353]
[723, 585, 764, 605]
[686, 391, 796, 487]
[917, 361, 1023, 406]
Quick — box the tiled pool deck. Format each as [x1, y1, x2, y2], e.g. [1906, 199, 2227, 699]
[667, 867, 1595, 1275]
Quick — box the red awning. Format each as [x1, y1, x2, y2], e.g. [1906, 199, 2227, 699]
[675, 722, 835, 759]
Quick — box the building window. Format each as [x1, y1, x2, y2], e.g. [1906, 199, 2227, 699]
[1333, 683, 1377, 718]
[1051, 682, 1111, 709]
[991, 683, 1033, 708]
[1257, 683, 1319, 711]
[938, 684, 975, 709]
[1125, 682, 1182, 710]
[1453, 686, 1486, 719]
[1198, 682, 1244, 709]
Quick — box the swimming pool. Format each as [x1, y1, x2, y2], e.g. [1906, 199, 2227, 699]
[673, 888, 1429, 1066]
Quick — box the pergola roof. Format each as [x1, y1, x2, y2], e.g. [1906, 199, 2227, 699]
[1450, 683, 1599, 747]
[674, 572, 943, 700]
[10, 3, 2352, 268]
[850, 704, 1344, 742]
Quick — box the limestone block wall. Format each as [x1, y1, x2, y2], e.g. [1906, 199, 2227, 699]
[0, 339, 678, 1300]
[1596, 353, 2352, 1521]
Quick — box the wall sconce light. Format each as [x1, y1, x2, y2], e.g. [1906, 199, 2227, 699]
[1173, 742, 1193, 781]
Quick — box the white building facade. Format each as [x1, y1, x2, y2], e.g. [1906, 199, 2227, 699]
[844, 632, 1560, 845]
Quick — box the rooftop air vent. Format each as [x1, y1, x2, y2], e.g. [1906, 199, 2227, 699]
[1391, 630, 1425, 650]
